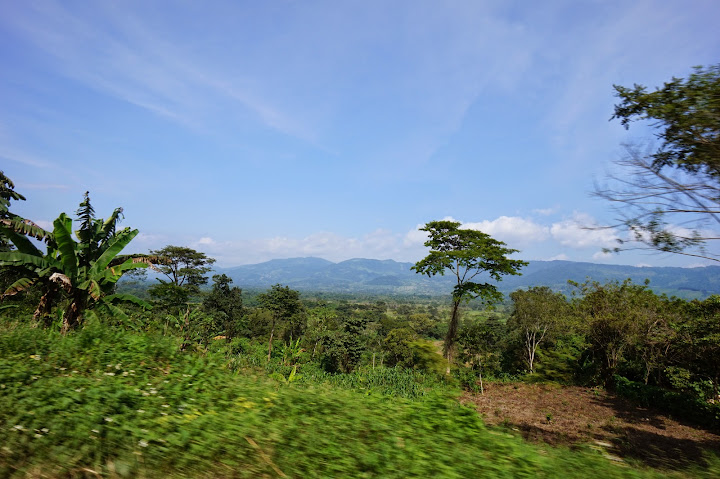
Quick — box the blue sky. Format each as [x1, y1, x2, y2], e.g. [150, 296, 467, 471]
[1, 1, 719, 267]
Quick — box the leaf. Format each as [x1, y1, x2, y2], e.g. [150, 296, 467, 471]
[2, 277, 37, 297]
[0, 217, 50, 241]
[49, 272, 73, 293]
[53, 213, 78, 281]
[0, 251, 55, 271]
[89, 229, 139, 277]
[0, 223, 43, 256]
[104, 293, 153, 310]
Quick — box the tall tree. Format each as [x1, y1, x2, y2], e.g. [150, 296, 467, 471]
[595, 64, 720, 261]
[412, 220, 527, 365]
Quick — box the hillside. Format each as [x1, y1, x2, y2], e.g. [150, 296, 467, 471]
[217, 258, 720, 299]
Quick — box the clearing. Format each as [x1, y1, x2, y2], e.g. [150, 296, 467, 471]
[462, 382, 720, 471]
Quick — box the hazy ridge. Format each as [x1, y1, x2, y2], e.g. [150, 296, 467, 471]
[216, 258, 720, 299]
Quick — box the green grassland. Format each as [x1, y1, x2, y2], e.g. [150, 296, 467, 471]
[1, 320, 717, 478]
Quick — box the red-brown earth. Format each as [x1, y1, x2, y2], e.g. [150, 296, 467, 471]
[461, 382, 720, 471]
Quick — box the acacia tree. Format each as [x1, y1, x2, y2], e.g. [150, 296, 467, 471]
[412, 220, 527, 365]
[596, 64, 720, 262]
[149, 245, 216, 289]
[148, 245, 215, 309]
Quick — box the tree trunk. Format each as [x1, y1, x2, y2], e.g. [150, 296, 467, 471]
[62, 299, 82, 334]
[267, 323, 275, 363]
[443, 299, 461, 371]
[33, 288, 56, 328]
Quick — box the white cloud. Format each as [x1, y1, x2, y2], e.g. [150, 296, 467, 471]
[197, 237, 215, 245]
[550, 213, 619, 248]
[547, 253, 569, 261]
[462, 216, 549, 246]
[191, 228, 426, 266]
[592, 251, 614, 261]
[403, 224, 429, 247]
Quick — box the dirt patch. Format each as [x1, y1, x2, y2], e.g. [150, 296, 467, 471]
[461, 382, 720, 470]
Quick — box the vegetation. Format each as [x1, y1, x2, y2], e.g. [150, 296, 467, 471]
[596, 64, 720, 262]
[412, 220, 526, 364]
[2, 65, 720, 476]
[0, 191, 150, 332]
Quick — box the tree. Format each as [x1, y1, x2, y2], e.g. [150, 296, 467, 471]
[573, 279, 669, 385]
[595, 64, 720, 262]
[148, 246, 215, 309]
[412, 220, 527, 365]
[321, 314, 367, 374]
[149, 245, 216, 291]
[0, 171, 26, 230]
[257, 284, 306, 362]
[457, 316, 504, 393]
[0, 172, 28, 291]
[202, 274, 245, 339]
[0, 192, 151, 331]
[508, 286, 569, 374]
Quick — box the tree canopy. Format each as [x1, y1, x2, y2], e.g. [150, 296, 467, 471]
[149, 245, 216, 289]
[596, 64, 720, 262]
[412, 220, 527, 363]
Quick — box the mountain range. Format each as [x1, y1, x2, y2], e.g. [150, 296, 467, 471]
[216, 257, 720, 299]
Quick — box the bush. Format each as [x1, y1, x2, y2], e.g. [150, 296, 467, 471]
[613, 375, 720, 428]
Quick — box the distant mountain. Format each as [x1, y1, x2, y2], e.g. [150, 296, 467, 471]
[218, 258, 720, 299]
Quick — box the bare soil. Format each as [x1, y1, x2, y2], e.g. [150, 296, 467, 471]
[461, 382, 720, 471]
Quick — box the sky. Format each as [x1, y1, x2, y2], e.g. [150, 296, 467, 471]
[1, 0, 719, 268]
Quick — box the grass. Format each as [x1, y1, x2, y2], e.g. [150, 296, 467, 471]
[1, 321, 717, 478]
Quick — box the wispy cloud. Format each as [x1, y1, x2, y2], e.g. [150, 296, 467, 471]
[3, 1, 315, 142]
[0, 149, 51, 168]
[17, 183, 69, 190]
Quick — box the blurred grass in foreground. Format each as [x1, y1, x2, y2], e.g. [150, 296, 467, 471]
[0, 321, 717, 478]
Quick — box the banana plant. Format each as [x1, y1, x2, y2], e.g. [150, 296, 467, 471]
[0, 194, 151, 332]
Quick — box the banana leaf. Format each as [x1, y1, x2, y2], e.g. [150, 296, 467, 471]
[0, 224, 43, 256]
[2, 277, 37, 296]
[89, 229, 139, 277]
[0, 251, 56, 271]
[53, 214, 78, 281]
[1, 217, 50, 241]
[105, 293, 152, 310]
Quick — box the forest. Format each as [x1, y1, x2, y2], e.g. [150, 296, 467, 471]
[0, 65, 719, 477]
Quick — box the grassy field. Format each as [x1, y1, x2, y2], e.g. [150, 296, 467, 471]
[1, 321, 717, 478]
